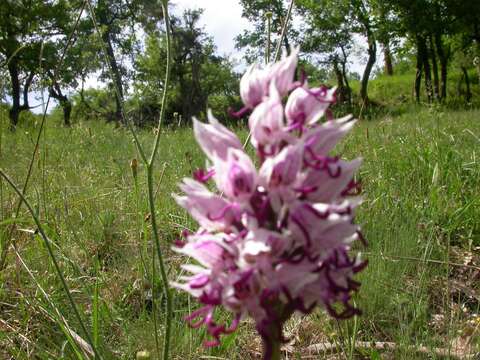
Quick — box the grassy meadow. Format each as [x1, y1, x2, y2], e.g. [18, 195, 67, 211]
[0, 101, 479, 359]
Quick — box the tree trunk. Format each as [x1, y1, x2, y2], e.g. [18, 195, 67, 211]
[340, 46, 352, 106]
[49, 83, 72, 126]
[429, 36, 440, 100]
[414, 39, 423, 103]
[418, 36, 433, 103]
[8, 60, 21, 130]
[434, 33, 448, 100]
[360, 36, 377, 107]
[7, 60, 32, 130]
[382, 41, 394, 76]
[48, 72, 71, 126]
[101, 30, 125, 124]
[461, 66, 472, 102]
[333, 59, 346, 104]
[23, 72, 34, 109]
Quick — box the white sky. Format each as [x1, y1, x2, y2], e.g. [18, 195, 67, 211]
[172, 0, 251, 62]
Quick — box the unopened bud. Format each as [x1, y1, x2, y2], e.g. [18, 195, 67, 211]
[130, 158, 138, 179]
[265, 11, 273, 19]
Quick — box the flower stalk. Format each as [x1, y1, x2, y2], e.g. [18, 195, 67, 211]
[265, 12, 272, 64]
[87, 0, 173, 358]
[144, 1, 173, 359]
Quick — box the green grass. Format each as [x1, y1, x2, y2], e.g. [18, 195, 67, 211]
[0, 106, 479, 359]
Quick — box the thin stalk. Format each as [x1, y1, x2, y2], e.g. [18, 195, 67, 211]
[0, 109, 3, 222]
[270, 342, 281, 360]
[348, 301, 358, 359]
[148, 0, 171, 166]
[265, 12, 272, 64]
[132, 162, 148, 277]
[0, 169, 101, 359]
[146, 168, 172, 360]
[87, 0, 172, 357]
[145, 1, 173, 359]
[151, 237, 161, 357]
[273, 0, 295, 62]
[39, 41, 48, 219]
[93, 257, 100, 350]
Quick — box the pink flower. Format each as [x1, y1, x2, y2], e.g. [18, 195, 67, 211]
[193, 111, 242, 161]
[173, 49, 366, 358]
[213, 148, 257, 201]
[285, 85, 336, 128]
[248, 82, 285, 149]
[240, 64, 268, 109]
[267, 47, 299, 96]
[173, 178, 240, 231]
[259, 144, 303, 188]
[239, 48, 299, 110]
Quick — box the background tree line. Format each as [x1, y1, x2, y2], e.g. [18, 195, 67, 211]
[1, 0, 480, 130]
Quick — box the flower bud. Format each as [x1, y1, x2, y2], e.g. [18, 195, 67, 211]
[248, 82, 284, 149]
[240, 64, 268, 108]
[130, 158, 138, 179]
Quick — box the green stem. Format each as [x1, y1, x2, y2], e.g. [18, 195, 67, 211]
[273, 0, 295, 61]
[146, 168, 172, 360]
[265, 12, 272, 64]
[270, 341, 281, 360]
[145, 2, 173, 359]
[149, 0, 172, 165]
[151, 237, 161, 357]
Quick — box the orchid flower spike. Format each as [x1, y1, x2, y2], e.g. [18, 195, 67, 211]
[173, 47, 366, 360]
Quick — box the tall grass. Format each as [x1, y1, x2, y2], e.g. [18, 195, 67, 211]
[0, 106, 479, 358]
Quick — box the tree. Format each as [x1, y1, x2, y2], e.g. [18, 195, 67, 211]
[84, 0, 163, 124]
[297, 0, 380, 107]
[134, 9, 240, 125]
[0, 0, 70, 129]
[296, 0, 353, 105]
[236, 0, 299, 62]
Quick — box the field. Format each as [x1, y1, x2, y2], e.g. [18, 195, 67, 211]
[0, 105, 479, 359]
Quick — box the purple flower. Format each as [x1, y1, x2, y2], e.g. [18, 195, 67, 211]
[213, 148, 257, 201]
[285, 85, 336, 128]
[193, 111, 242, 161]
[173, 49, 366, 359]
[248, 82, 285, 150]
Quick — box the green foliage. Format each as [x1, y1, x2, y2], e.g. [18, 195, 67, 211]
[133, 9, 240, 125]
[70, 87, 117, 122]
[235, 0, 299, 62]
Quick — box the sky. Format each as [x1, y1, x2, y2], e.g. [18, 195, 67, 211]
[172, 0, 251, 62]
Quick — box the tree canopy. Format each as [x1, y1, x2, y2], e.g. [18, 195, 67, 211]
[1, 0, 480, 129]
